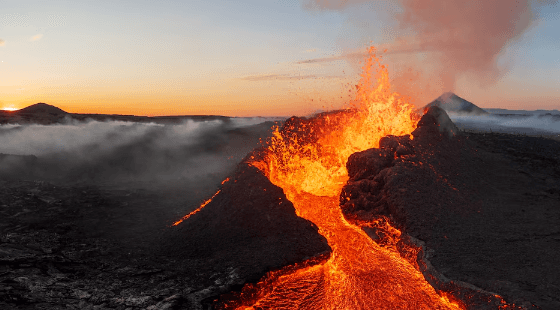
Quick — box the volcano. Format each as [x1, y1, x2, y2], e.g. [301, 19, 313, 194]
[204, 106, 558, 310]
[167, 48, 548, 309]
[426, 92, 488, 115]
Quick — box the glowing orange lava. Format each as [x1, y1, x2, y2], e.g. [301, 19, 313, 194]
[222, 46, 463, 309]
[172, 177, 230, 226]
[228, 194, 463, 309]
[267, 46, 417, 197]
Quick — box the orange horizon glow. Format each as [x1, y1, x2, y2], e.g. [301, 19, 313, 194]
[0, 77, 356, 117]
[1, 101, 327, 117]
[2, 53, 558, 117]
[1, 1, 558, 119]
[4, 91, 559, 118]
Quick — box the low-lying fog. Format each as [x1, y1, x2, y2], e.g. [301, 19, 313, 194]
[0, 117, 281, 196]
[2, 108, 558, 196]
[448, 110, 560, 136]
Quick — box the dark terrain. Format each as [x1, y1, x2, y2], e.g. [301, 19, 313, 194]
[342, 107, 560, 309]
[1, 106, 560, 309]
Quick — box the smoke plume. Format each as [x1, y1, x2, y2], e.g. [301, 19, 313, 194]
[302, 0, 557, 104]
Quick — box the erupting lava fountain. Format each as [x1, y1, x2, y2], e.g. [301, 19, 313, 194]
[182, 46, 467, 309]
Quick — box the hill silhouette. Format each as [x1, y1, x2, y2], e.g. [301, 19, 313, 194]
[0, 102, 231, 125]
[425, 92, 488, 115]
[16, 102, 68, 115]
[0, 103, 69, 125]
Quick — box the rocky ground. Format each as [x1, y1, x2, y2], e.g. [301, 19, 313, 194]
[0, 180, 207, 309]
[343, 107, 560, 309]
[2, 109, 559, 309]
[0, 152, 329, 310]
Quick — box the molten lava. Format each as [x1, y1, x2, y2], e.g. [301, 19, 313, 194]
[172, 178, 230, 226]
[226, 194, 462, 309]
[175, 47, 464, 308]
[217, 47, 464, 309]
[267, 46, 417, 197]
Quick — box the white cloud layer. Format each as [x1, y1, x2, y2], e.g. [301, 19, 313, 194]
[449, 111, 560, 135]
[0, 117, 280, 188]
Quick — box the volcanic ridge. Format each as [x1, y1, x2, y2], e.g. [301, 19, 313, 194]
[425, 92, 489, 115]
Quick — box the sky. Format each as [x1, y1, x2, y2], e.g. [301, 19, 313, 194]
[1, 0, 559, 116]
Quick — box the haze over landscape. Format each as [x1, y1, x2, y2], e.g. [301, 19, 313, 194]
[1, 0, 559, 116]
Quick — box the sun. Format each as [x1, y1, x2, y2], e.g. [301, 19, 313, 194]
[1, 107, 18, 111]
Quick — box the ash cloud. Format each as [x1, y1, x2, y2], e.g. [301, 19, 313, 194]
[301, 0, 558, 103]
[0, 118, 280, 192]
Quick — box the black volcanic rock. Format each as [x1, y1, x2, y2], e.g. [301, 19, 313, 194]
[345, 148, 394, 182]
[340, 107, 560, 309]
[412, 106, 460, 144]
[425, 92, 488, 115]
[160, 150, 330, 302]
[341, 134, 414, 224]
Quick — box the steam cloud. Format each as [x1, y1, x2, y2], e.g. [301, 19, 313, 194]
[302, 0, 557, 103]
[449, 111, 560, 135]
[0, 118, 279, 192]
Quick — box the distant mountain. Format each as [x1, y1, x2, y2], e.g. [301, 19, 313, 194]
[425, 92, 488, 115]
[0, 103, 69, 125]
[16, 103, 68, 115]
[0, 102, 237, 125]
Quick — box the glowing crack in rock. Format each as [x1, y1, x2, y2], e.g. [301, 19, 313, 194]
[172, 177, 230, 226]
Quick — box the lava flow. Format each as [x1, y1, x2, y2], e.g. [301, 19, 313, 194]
[214, 47, 462, 309]
[212, 47, 464, 309]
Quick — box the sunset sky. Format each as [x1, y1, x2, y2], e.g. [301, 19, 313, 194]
[1, 0, 559, 116]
